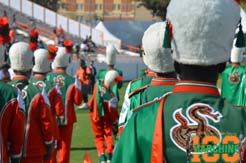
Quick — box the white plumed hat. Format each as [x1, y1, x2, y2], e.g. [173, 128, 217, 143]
[231, 23, 245, 63]
[0, 45, 5, 67]
[104, 70, 120, 87]
[167, 0, 240, 65]
[9, 42, 33, 71]
[33, 49, 51, 73]
[106, 44, 117, 65]
[52, 47, 69, 69]
[142, 22, 174, 73]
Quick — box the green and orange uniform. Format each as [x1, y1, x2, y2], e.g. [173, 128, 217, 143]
[112, 81, 246, 163]
[9, 75, 53, 163]
[46, 69, 82, 163]
[0, 81, 25, 163]
[30, 74, 65, 163]
[221, 64, 246, 106]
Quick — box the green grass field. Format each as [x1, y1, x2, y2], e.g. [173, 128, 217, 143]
[70, 82, 128, 163]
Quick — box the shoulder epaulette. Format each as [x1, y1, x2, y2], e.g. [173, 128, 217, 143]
[128, 85, 148, 98]
[132, 97, 162, 113]
[132, 92, 172, 113]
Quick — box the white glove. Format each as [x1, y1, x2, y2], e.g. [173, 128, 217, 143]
[109, 97, 118, 109]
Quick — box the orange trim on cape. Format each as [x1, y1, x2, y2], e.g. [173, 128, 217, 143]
[146, 71, 156, 77]
[128, 85, 148, 98]
[33, 74, 45, 79]
[231, 63, 240, 67]
[151, 93, 170, 163]
[53, 69, 65, 73]
[88, 84, 100, 122]
[12, 75, 28, 81]
[92, 84, 99, 121]
[150, 77, 177, 86]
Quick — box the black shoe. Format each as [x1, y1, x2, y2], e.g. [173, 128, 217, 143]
[99, 153, 106, 163]
[106, 153, 112, 163]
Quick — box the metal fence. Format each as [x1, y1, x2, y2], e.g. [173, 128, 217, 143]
[1, 0, 105, 46]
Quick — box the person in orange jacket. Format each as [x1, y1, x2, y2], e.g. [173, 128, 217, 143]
[29, 47, 65, 163]
[46, 47, 83, 163]
[8, 42, 53, 163]
[76, 58, 92, 109]
[0, 43, 25, 163]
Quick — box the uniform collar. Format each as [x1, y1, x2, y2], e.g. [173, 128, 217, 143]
[150, 77, 177, 86]
[173, 81, 220, 96]
[53, 69, 65, 73]
[145, 69, 156, 77]
[231, 63, 240, 67]
[12, 75, 28, 81]
[33, 74, 45, 79]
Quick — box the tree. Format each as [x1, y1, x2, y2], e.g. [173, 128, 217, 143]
[139, 0, 170, 20]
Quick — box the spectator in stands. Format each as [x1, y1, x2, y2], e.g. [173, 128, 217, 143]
[83, 35, 89, 44]
[80, 42, 89, 52]
[57, 25, 65, 46]
[74, 42, 80, 55]
[12, 13, 16, 30]
[52, 28, 58, 45]
[83, 35, 96, 52]
[87, 35, 96, 52]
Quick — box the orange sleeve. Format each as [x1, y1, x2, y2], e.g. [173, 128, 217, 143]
[8, 100, 25, 158]
[38, 94, 53, 145]
[72, 84, 83, 105]
[76, 68, 84, 84]
[49, 88, 64, 116]
[87, 67, 92, 75]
